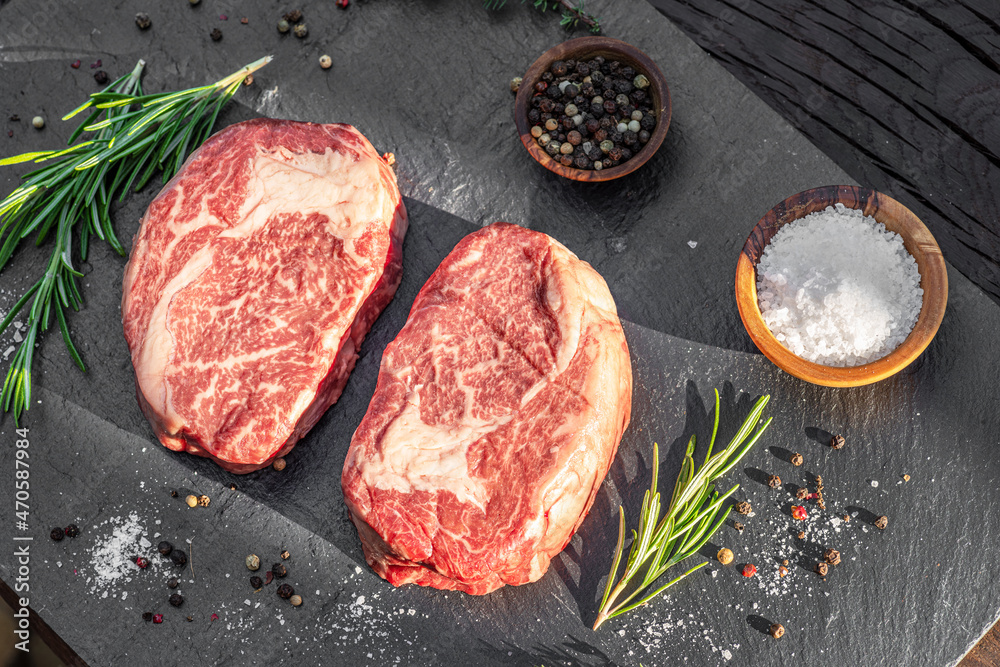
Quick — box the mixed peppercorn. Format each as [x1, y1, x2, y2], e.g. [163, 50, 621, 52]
[526, 56, 656, 171]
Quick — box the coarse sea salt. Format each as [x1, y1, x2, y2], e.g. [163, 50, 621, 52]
[756, 204, 922, 366]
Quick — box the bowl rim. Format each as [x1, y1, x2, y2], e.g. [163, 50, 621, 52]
[735, 184, 949, 387]
[513, 36, 671, 182]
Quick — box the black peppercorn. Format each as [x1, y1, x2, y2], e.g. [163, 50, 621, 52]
[587, 147, 602, 161]
[575, 62, 590, 76]
[610, 131, 623, 144]
[553, 103, 565, 116]
[608, 61, 621, 73]
[50, 527, 64, 541]
[541, 71, 553, 83]
[574, 156, 589, 169]
[561, 117, 574, 131]
[622, 131, 638, 146]
[551, 61, 567, 77]
[590, 70, 605, 86]
[210, 28, 223, 41]
[539, 98, 555, 114]
[142, 612, 153, 622]
[158, 541, 173, 556]
[527, 109, 541, 124]
[250, 575, 263, 589]
[574, 94, 588, 106]
[602, 100, 616, 115]
[556, 133, 566, 142]
[630, 89, 647, 104]
[135, 12, 152, 30]
[589, 103, 604, 118]
[283, 9, 303, 22]
[735, 501, 752, 515]
[169, 593, 184, 607]
[830, 434, 846, 449]
[585, 119, 600, 134]
[599, 116, 614, 129]
[620, 148, 633, 160]
[638, 130, 651, 144]
[824, 548, 841, 566]
[559, 155, 573, 167]
[170, 550, 187, 567]
[94, 71, 109, 85]
[271, 563, 288, 578]
[277, 583, 294, 599]
[608, 147, 624, 162]
[564, 84, 579, 98]
[546, 85, 561, 100]
[64, 524, 80, 538]
[621, 66, 635, 80]
[168, 577, 179, 589]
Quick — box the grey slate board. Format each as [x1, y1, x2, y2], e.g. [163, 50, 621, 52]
[0, 0, 998, 665]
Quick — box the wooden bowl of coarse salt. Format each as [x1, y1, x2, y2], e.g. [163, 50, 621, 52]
[735, 185, 948, 387]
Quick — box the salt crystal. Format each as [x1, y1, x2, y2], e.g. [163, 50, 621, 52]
[687, 240, 698, 249]
[756, 204, 922, 366]
[871, 480, 879, 488]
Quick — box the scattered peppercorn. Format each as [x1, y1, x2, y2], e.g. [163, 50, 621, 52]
[790, 452, 804, 466]
[830, 434, 845, 449]
[510, 76, 522, 93]
[64, 524, 80, 538]
[250, 575, 263, 589]
[797, 531, 806, 539]
[903, 474, 910, 482]
[142, 612, 153, 622]
[875, 515, 888, 530]
[169, 593, 184, 607]
[241, 17, 248, 24]
[153, 613, 163, 624]
[717, 548, 733, 565]
[770, 623, 785, 639]
[795, 487, 809, 500]
[246, 554, 260, 571]
[293, 23, 308, 38]
[283, 9, 303, 22]
[280, 550, 290, 560]
[71, 60, 81, 69]
[168, 578, 179, 589]
[185, 495, 198, 508]
[158, 541, 173, 556]
[782, 559, 789, 567]
[50, 527, 64, 541]
[277, 583, 294, 599]
[273, 458, 287, 471]
[136, 556, 150, 569]
[735, 501, 751, 515]
[271, 562, 288, 578]
[32, 116, 44, 129]
[767, 474, 781, 488]
[210, 28, 223, 41]
[824, 548, 841, 566]
[290, 594, 303, 606]
[336, 0, 349, 7]
[815, 562, 829, 577]
[277, 19, 290, 33]
[791, 505, 807, 521]
[843, 514, 851, 522]
[734, 521, 745, 532]
[778, 565, 788, 577]
[170, 550, 188, 568]
[243, 74, 254, 87]
[7, 130, 12, 138]
[135, 13, 152, 30]
[211, 613, 219, 621]
[741, 564, 757, 578]
[186, 615, 194, 622]
[265, 571, 274, 586]
[91, 60, 102, 69]
[197, 494, 210, 507]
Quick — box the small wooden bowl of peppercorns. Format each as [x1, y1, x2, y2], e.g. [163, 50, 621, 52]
[514, 36, 670, 181]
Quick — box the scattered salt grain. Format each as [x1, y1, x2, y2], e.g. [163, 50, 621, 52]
[871, 480, 879, 488]
[756, 204, 922, 366]
[687, 240, 698, 249]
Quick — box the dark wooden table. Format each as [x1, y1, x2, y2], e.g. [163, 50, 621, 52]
[650, 2, 1000, 663]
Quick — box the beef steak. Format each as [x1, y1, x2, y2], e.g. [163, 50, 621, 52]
[342, 222, 631, 594]
[122, 118, 406, 474]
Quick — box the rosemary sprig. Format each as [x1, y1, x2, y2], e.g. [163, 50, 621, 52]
[484, 0, 601, 34]
[0, 56, 272, 423]
[593, 390, 772, 631]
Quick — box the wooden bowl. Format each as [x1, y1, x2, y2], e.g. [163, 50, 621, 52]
[735, 185, 948, 387]
[514, 36, 671, 182]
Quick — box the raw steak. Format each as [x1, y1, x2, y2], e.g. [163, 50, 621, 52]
[342, 222, 632, 594]
[122, 118, 406, 474]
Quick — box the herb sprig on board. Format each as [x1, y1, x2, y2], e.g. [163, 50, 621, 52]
[0, 55, 272, 422]
[484, 0, 601, 33]
[593, 390, 772, 630]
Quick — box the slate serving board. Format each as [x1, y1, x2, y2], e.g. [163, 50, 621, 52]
[1, 0, 999, 665]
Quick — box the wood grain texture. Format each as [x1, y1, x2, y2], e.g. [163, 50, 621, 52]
[513, 36, 671, 181]
[649, 0, 1000, 311]
[963, 618, 1000, 666]
[735, 185, 947, 386]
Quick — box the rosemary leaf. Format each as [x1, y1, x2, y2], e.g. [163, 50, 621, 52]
[0, 55, 272, 423]
[592, 389, 772, 631]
